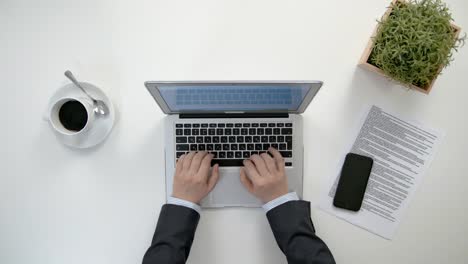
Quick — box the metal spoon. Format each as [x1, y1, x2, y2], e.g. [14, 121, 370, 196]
[64, 70, 108, 116]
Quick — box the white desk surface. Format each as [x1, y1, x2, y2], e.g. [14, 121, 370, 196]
[2, 0, 468, 263]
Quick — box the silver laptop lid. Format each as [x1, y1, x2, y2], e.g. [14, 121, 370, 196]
[145, 81, 323, 114]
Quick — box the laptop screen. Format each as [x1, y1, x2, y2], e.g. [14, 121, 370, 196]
[156, 84, 314, 112]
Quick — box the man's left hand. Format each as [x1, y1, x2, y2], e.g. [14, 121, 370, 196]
[172, 151, 220, 204]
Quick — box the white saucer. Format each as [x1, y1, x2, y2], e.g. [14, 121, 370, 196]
[46, 82, 115, 149]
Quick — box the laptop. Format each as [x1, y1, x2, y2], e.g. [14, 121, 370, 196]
[145, 81, 323, 207]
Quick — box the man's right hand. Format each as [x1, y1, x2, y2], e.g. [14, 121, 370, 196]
[240, 147, 289, 203]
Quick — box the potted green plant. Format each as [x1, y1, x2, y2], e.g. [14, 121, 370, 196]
[359, 0, 465, 94]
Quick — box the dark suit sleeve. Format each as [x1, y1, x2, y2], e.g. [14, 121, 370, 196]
[142, 204, 199, 264]
[266, 200, 335, 264]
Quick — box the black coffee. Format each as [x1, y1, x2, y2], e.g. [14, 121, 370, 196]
[58, 100, 88, 132]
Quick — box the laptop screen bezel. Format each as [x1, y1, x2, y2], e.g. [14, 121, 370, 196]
[145, 81, 323, 114]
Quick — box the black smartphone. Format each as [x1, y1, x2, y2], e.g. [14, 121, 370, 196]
[333, 153, 373, 211]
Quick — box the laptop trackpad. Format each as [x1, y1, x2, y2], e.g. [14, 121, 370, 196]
[210, 168, 261, 207]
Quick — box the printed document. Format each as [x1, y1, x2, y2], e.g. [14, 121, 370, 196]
[320, 105, 444, 239]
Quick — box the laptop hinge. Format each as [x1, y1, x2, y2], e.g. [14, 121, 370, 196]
[179, 112, 289, 119]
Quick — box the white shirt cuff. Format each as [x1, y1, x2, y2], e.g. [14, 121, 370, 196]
[262, 192, 299, 213]
[167, 196, 201, 214]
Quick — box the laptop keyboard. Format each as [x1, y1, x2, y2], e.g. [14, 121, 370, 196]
[175, 122, 293, 167]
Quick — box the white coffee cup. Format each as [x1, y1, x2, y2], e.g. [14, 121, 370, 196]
[48, 96, 95, 136]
